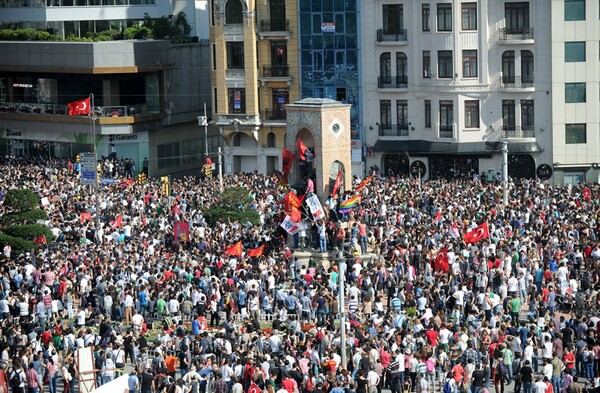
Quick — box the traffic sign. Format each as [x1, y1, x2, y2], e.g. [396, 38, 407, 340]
[80, 152, 96, 185]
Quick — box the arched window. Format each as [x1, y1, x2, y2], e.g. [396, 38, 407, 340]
[266, 132, 276, 148]
[380, 52, 391, 82]
[225, 0, 243, 24]
[521, 50, 534, 84]
[232, 133, 242, 146]
[502, 50, 515, 83]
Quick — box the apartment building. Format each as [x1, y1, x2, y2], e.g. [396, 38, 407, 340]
[362, 0, 553, 181]
[550, 0, 600, 184]
[209, 0, 300, 173]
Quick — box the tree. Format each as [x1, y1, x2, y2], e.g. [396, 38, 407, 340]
[203, 187, 260, 226]
[4, 189, 39, 212]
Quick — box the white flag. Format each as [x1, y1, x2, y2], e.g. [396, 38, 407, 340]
[305, 194, 325, 220]
[280, 215, 302, 235]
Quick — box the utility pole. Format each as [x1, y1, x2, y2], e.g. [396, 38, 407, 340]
[337, 250, 346, 369]
[502, 141, 508, 206]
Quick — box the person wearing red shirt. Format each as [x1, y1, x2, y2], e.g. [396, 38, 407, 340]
[563, 348, 576, 375]
[282, 375, 298, 393]
[425, 328, 439, 348]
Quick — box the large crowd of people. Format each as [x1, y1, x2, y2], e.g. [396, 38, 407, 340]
[0, 154, 598, 393]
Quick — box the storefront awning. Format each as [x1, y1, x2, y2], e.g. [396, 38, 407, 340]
[373, 140, 541, 156]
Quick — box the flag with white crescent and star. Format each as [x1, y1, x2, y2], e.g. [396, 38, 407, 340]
[463, 221, 490, 244]
[67, 97, 91, 116]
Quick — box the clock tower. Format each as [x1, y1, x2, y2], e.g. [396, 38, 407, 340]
[285, 98, 352, 202]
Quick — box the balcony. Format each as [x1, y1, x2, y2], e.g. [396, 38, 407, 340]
[378, 124, 409, 137]
[262, 65, 289, 78]
[258, 19, 291, 39]
[499, 27, 534, 42]
[499, 75, 534, 89]
[0, 101, 157, 118]
[439, 124, 454, 138]
[263, 109, 286, 124]
[377, 76, 408, 89]
[376, 29, 408, 44]
[501, 126, 535, 139]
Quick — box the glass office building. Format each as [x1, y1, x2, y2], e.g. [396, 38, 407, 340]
[298, 0, 360, 139]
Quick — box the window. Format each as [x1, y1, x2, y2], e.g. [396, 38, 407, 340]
[225, 0, 243, 24]
[565, 0, 585, 21]
[383, 4, 404, 34]
[461, 3, 477, 30]
[213, 87, 218, 114]
[425, 100, 431, 128]
[462, 50, 477, 78]
[423, 51, 431, 78]
[181, 138, 202, 164]
[464, 100, 479, 128]
[565, 42, 586, 62]
[505, 2, 530, 30]
[502, 50, 515, 83]
[228, 88, 246, 113]
[565, 124, 586, 144]
[439, 100, 454, 134]
[157, 142, 180, 169]
[380, 52, 391, 83]
[438, 50, 453, 78]
[396, 52, 407, 79]
[565, 83, 586, 103]
[211, 43, 216, 71]
[396, 100, 408, 128]
[502, 100, 516, 130]
[380, 100, 392, 126]
[226, 42, 244, 69]
[521, 100, 534, 131]
[422, 4, 430, 31]
[521, 50, 534, 84]
[437, 3, 452, 31]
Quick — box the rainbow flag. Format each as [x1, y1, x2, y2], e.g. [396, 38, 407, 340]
[339, 194, 360, 213]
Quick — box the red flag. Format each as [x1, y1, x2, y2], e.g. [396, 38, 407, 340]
[34, 235, 47, 246]
[247, 244, 265, 257]
[434, 247, 449, 273]
[583, 187, 591, 201]
[248, 382, 262, 393]
[80, 212, 92, 224]
[282, 191, 302, 222]
[67, 97, 91, 116]
[297, 139, 308, 161]
[274, 170, 288, 187]
[355, 175, 373, 192]
[331, 169, 343, 198]
[282, 148, 295, 176]
[110, 215, 123, 229]
[225, 241, 243, 257]
[464, 222, 490, 244]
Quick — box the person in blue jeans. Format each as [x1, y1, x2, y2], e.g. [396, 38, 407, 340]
[317, 220, 327, 253]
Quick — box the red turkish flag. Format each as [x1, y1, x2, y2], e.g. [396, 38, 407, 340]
[297, 139, 308, 161]
[80, 212, 92, 224]
[464, 222, 489, 244]
[110, 214, 123, 229]
[331, 169, 343, 198]
[282, 148, 295, 176]
[225, 241, 243, 257]
[247, 244, 265, 257]
[67, 97, 91, 116]
[434, 247, 449, 273]
[248, 382, 262, 393]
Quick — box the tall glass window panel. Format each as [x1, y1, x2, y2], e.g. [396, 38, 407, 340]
[423, 51, 431, 78]
[462, 50, 478, 78]
[565, 83, 586, 103]
[437, 3, 452, 31]
[461, 3, 477, 31]
[438, 50, 453, 78]
[396, 100, 408, 127]
[425, 100, 432, 128]
[464, 100, 479, 128]
[565, 42, 586, 62]
[521, 100, 534, 131]
[422, 4, 430, 32]
[502, 100, 516, 129]
[383, 4, 403, 34]
[564, 0, 585, 21]
[380, 100, 392, 126]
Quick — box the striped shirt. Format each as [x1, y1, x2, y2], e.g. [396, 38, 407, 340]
[26, 368, 39, 388]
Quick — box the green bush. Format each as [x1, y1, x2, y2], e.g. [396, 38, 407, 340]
[4, 189, 39, 212]
[1, 208, 48, 226]
[0, 233, 34, 255]
[203, 207, 260, 227]
[4, 224, 53, 242]
[0, 29, 59, 41]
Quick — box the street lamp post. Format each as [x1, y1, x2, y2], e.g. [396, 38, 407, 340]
[337, 250, 346, 369]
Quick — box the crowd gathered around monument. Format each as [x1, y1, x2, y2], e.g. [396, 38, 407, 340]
[0, 154, 599, 393]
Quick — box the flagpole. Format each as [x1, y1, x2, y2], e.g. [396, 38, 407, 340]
[90, 93, 101, 237]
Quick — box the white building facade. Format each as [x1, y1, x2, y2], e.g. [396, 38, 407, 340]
[361, 0, 553, 181]
[550, 0, 600, 185]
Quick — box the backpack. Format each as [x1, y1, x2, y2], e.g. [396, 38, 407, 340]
[498, 361, 508, 378]
[305, 376, 315, 392]
[443, 380, 452, 393]
[426, 359, 435, 373]
[10, 370, 22, 389]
